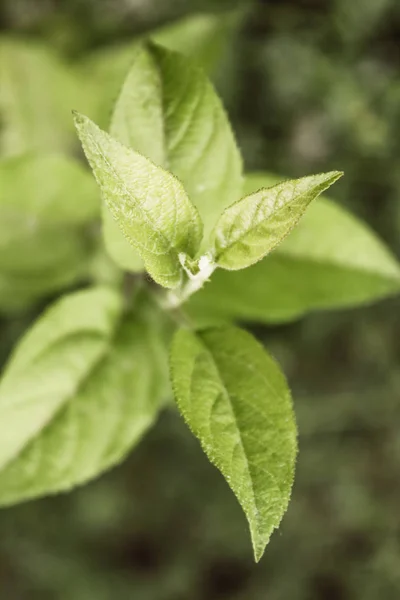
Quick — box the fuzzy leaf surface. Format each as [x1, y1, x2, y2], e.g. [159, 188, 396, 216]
[170, 326, 297, 561]
[212, 171, 343, 270]
[110, 43, 243, 244]
[74, 113, 203, 288]
[81, 11, 241, 129]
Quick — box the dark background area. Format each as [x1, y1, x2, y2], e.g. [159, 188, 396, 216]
[1, 0, 400, 598]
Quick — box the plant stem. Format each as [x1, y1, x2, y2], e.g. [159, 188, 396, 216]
[163, 253, 216, 310]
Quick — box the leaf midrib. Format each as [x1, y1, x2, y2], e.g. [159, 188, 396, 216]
[196, 334, 262, 532]
[90, 131, 179, 265]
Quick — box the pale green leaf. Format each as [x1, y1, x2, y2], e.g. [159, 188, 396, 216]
[88, 244, 124, 288]
[212, 171, 343, 270]
[0, 261, 88, 314]
[74, 112, 203, 288]
[102, 204, 144, 272]
[0, 154, 100, 226]
[80, 12, 240, 130]
[0, 226, 88, 276]
[0, 154, 98, 276]
[0, 272, 41, 313]
[79, 41, 140, 131]
[152, 12, 242, 75]
[0, 287, 123, 471]
[92, 39, 242, 270]
[0, 38, 78, 156]
[110, 43, 243, 245]
[0, 296, 172, 506]
[243, 173, 282, 196]
[170, 326, 297, 562]
[187, 173, 400, 324]
[0, 154, 100, 278]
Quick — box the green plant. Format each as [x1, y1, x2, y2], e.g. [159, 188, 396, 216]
[1, 41, 399, 564]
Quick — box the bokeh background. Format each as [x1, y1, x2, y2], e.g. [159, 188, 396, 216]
[1, 0, 400, 598]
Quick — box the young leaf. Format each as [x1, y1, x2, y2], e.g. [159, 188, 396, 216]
[0, 287, 122, 472]
[187, 173, 400, 324]
[0, 297, 172, 506]
[74, 112, 203, 288]
[109, 43, 243, 244]
[80, 12, 241, 129]
[170, 326, 297, 562]
[79, 41, 140, 130]
[212, 171, 343, 270]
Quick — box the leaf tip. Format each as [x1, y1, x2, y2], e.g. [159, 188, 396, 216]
[72, 109, 83, 123]
[250, 526, 272, 563]
[253, 544, 265, 564]
[72, 111, 92, 133]
[325, 170, 344, 183]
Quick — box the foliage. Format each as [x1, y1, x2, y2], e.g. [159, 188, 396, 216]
[0, 0, 399, 584]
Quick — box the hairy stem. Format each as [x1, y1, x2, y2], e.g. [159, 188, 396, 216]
[163, 253, 216, 310]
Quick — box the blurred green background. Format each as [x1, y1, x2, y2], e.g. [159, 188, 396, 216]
[1, 0, 400, 598]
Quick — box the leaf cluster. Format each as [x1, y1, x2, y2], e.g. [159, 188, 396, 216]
[1, 32, 399, 562]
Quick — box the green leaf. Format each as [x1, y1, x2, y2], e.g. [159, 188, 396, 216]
[212, 171, 343, 270]
[0, 261, 88, 314]
[152, 12, 241, 75]
[0, 225, 88, 276]
[0, 154, 100, 226]
[187, 173, 400, 324]
[170, 325, 297, 562]
[0, 154, 97, 300]
[0, 287, 123, 472]
[0, 154, 98, 276]
[0, 38, 79, 156]
[74, 112, 203, 288]
[88, 244, 124, 288]
[80, 12, 241, 130]
[102, 204, 144, 272]
[243, 173, 282, 196]
[0, 295, 172, 506]
[79, 41, 140, 131]
[110, 43, 243, 245]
